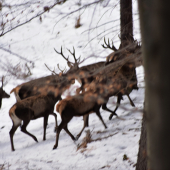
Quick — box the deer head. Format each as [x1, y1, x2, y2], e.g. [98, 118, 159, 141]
[0, 76, 10, 109]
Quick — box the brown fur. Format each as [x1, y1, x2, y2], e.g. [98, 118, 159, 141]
[56, 100, 67, 116]
[10, 86, 21, 94]
[53, 92, 107, 150]
[9, 94, 59, 151]
[9, 105, 17, 117]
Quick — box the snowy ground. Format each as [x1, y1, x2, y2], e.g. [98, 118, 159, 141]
[0, 1, 144, 169]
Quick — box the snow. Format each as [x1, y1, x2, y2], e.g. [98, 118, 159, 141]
[0, 0, 144, 169]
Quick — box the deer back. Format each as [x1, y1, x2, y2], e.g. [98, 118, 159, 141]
[10, 74, 74, 101]
[10, 93, 61, 120]
[86, 56, 138, 100]
[56, 93, 101, 117]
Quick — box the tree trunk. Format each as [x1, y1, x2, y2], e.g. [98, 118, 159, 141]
[136, 106, 147, 170]
[138, 0, 170, 169]
[120, 0, 134, 48]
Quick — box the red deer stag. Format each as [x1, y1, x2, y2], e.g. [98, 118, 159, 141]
[10, 47, 80, 102]
[82, 40, 140, 121]
[10, 46, 98, 102]
[104, 41, 141, 120]
[0, 76, 10, 109]
[9, 77, 74, 151]
[76, 41, 140, 129]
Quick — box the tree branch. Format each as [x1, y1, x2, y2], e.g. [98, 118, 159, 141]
[0, 0, 67, 37]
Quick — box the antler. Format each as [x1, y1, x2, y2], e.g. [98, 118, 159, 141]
[54, 46, 83, 70]
[67, 47, 81, 65]
[54, 47, 70, 63]
[57, 64, 66, 74]
[102, 38, 118, 51]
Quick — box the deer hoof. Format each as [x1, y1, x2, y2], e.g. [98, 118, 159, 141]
[34, 137, 38, 142]
[109, 115, 112, 120]
[53, 145, 57, 150]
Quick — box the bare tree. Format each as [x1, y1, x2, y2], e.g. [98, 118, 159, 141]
[120, 0, 134, 48]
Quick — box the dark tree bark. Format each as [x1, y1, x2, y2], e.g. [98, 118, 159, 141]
[136, 107, 147, 170]
[120, 0, 134, 48]
[138, 0, 170, 169]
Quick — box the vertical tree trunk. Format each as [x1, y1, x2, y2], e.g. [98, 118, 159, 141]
[138, 0, 170, 169]
[136, 107, 147, 170]
[120, 0, 134, 48]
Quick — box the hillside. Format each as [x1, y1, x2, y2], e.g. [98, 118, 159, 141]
[0, 1, 144, 169]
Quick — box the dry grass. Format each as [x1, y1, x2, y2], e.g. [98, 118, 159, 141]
[75, 15, 82, 28]
[77, 130, 92, 151]
[0, 162, 10, 170]
[77, 130, 119, 153]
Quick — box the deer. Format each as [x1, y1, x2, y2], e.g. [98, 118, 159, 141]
[10, 47, 104, 102]
[9, 47, 79, 102]
[9, 77, 74, 151]
[88, 56, 139, 121]
[85, 39, 140, 120]
[102, 40, 141, 120]
[0, 76, 10, 109]
[53, 91, 108, 150]
[76, 43, 141, 139]
[74, 40, 140, 130]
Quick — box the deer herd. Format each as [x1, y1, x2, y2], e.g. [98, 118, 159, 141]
[0, 40, 141, 151]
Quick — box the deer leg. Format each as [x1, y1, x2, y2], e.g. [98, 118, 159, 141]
[53, 121, 66, 150]
[21, 119, 38, 142]
[53, 115, 73, 150]
[43, 115, 49, 141]
[76, 114, 89, 140]
[9, 122, 21, 151]
[102, 103, 118, 117]
[64, 125, 76, 141]
[96, 110, 107, 129]
[50, 112, 58, 132]
[83, 114, 89, 127]
[127, 94, 135, 107]
[108, 95, 122, 120]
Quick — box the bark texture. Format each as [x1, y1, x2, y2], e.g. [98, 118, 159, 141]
[136, 108, 147, 170]
[138, 0, 170, 169]
[120, 0, 134, 48]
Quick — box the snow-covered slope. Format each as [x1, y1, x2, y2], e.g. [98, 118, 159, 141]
[0, 1, 143, 169]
